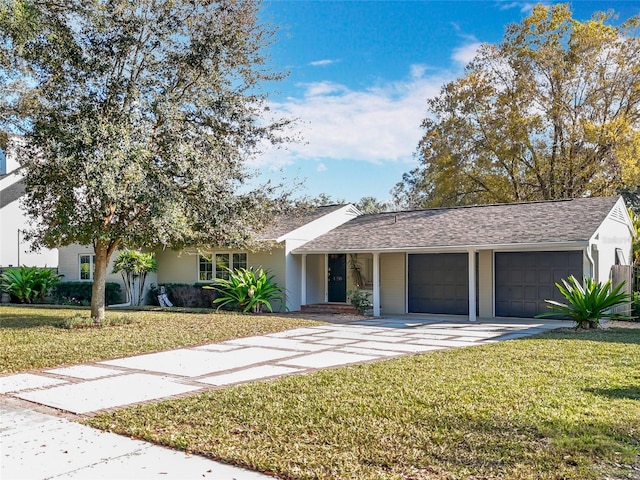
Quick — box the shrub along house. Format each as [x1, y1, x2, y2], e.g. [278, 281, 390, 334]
[292, 196, 634, 320]
[57, 196, 634, 319]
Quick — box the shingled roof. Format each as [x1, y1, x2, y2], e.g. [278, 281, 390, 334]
[0, 178, 25, 209]
[257, 204, 348, 240]
[293, 196, 622, 253]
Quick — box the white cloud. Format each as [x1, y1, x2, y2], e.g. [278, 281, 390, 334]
[316, 162, 327, 172]
[497, 1, 538, 13]
[452, 42, 482, 66]
[309, 59, 339, 67]
[252, 66, 450, 169]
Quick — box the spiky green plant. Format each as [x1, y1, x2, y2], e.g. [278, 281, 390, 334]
[0, 266, 61, 303]
[536, 275, 631, 329]
[205, 267, 285, 313]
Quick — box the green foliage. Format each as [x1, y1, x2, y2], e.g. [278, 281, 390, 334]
[536, 276, 631, 329]
[629, 208, 640, 266]
[394, 4, 640, 207]
[206, 267, 285, 313]
[347, 289, 372, 314]
[632, 292, 640, 318]
[112, 250, 157, 305]
[0, 266, 61, 303]
[53, 282, 122, 306]
[55, 313, 135, 329]
[0, 0, 291, 321]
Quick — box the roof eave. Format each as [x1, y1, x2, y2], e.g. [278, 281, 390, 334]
[292, 240, 589, 255]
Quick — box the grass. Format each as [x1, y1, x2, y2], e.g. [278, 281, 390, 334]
[0, 305, 320, 374]
[87, 328, 640, 480]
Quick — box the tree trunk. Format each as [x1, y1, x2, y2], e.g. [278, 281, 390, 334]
[90, 239, 120, 323]
[90, 241, 109, 323]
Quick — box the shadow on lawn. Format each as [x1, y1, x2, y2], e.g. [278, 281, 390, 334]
[539, 328, 640, 345]
[587, 386, 640, 401]
[0, 313, 68, 329]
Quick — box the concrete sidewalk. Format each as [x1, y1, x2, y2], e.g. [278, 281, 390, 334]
[1, 316, 567, 479]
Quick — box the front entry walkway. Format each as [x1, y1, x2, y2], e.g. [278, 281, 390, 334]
[1, 316, 568, 479]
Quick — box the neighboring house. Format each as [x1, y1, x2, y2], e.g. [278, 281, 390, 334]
[293, 196, 634, 320]
[57, 196, 634, 318]
[0, 135, 58, 268]
[57, 204, 361, 309]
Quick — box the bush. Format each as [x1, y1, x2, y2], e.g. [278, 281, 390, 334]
[0, 266, 62, 303]
[147, 283, 217, 308]
[632, 291, 640, 319]
[347, 289, 372, 314]
[536, 275, 631, 329]
[53, 282, 122, 306]
[207, 267, 286, 313]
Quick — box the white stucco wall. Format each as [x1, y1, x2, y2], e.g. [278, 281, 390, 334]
[0, 138, 58, 267]
[0, 195, 58, 268]
[589, 197, 634, 283]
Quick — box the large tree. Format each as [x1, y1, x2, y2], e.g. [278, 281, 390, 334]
[394, 4, 640, 208]
[0, 0, 291, 321]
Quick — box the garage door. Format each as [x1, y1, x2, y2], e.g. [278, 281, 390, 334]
[495, 251, 582, 318]
[408, 253, 469, 314]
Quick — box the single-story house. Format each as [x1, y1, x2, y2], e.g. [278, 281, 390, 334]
[57, 196, 634, 319]
[57, 204, 361, 309]
[293, 195, 634, 320]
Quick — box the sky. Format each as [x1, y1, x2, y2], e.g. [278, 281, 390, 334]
[251, 0, 640, 204]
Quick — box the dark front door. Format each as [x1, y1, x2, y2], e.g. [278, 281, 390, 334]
[328, 254, 347, 302]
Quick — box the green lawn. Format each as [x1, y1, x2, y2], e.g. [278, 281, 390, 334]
[87, 328, 640, 480]
[0, 305, 319, 374]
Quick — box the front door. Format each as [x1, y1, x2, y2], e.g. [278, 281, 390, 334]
[327, 254, 347, 302]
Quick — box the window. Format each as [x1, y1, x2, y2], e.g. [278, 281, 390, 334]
[199, 252, 247, 281]
[79, 254, 96, 281]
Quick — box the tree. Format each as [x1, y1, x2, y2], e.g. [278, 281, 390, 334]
[394, 4, 640, 208]
[0, 0, 291, 321]
[112, 250, 157, 306]
[355, 196, 391, 214]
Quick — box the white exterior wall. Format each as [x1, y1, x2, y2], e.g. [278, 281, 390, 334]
[0, 136, 57, 267]
[0, 195, 58, 267]
[250, 248, 288, 312]
[589, 197, 634, 283]
[305, 254, 325, 304]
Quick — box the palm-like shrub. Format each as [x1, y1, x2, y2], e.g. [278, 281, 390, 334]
[206, 267, 285, 313]
[536, 275, 631, 329]
[1, 266, 62, 303]
[112, 250, 158, 305]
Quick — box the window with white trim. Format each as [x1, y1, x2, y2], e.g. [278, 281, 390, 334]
[79, 254, 96, 281]
[199, 252, 247, 281]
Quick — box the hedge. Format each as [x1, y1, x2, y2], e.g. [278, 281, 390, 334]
[148, 283, 217, 308]
[53, 282, 122, 306]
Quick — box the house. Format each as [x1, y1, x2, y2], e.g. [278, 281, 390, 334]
[57, 204, 361, 309]
[0, 135, 58, 269]
[293, 196, 634, 320]
[57, 196, 634, 318]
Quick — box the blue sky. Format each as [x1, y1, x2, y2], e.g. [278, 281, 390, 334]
[253, 0, 640, 204]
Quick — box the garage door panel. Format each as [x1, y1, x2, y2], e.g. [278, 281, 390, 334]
[496, 251, 582, 318]
[408, 253, 469, 315]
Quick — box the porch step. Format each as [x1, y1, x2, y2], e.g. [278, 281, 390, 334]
[301, 303, 358, 315]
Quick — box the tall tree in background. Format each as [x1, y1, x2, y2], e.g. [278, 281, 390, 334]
[0, 0, 291, 321]
[394, 4, 640, 208]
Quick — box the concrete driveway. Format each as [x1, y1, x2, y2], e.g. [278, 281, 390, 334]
[1, 316, 567, 479]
